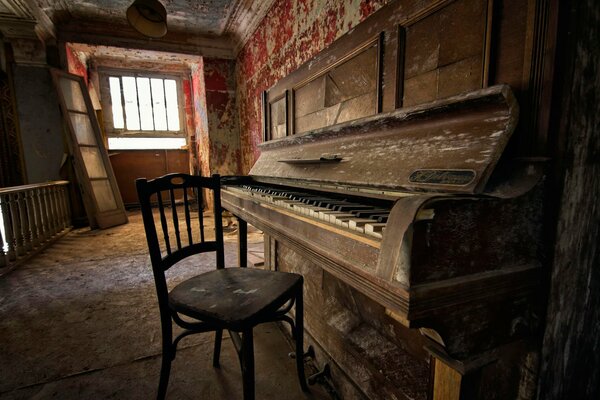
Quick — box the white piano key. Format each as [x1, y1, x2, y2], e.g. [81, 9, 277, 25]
[364, 222, 386, 238]
[348, 218, 377, 232]
[325, 212, 355, 224]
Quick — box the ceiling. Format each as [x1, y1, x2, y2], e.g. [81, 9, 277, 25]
[0, 0, 276, 58]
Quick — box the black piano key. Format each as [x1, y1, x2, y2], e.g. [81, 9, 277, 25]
[354, 209, 389, 218]
[317, 200, 348, 208]
[374, 215, 389, 223]
[334, 204, 374, 212]
[305, 198, 333, 205]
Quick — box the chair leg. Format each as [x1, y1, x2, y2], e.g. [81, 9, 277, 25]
[295, 288, 309, 392]
[241, 329, 255, 400]
[213, 329, 223, 368]
[157, 317, 174, 400]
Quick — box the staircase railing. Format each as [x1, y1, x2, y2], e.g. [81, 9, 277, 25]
[0, 181, 72, 269]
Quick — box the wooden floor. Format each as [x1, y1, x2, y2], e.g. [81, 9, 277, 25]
[0, 211, 331, 399]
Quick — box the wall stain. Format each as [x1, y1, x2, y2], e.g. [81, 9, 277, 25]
[235, 0, 391, 173]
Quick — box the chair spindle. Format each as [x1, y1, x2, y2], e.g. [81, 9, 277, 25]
[169, 188, 182, 250]
[183, 189, 193, 246]
[157, 193, 171, 255]
[197, 187, 205, 243]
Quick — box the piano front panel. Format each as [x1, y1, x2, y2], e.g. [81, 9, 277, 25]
[409, 188, 544, 285]
[275, 240, 431, 400]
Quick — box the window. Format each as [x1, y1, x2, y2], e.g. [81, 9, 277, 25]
[99, 70, 186, 150]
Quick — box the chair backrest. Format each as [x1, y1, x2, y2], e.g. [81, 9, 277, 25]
[136, 173, 225, 299]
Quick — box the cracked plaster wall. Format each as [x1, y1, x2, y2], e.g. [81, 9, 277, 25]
[235, 0, 391, 173]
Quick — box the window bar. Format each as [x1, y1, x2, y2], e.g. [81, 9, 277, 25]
[163, 79, 169, 131]
[135, 78, 143, 130]
[149, 78, 156, 131]
[119, 77, 126, 130]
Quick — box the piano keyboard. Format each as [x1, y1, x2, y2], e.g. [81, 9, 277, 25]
[228, 184, 392, 239]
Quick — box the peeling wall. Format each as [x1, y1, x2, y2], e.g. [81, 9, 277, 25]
[204, 58, 240, 175]
[235, 0, 391, 173]
[190, 60, 211, 178]
[65, 45, 88, 83]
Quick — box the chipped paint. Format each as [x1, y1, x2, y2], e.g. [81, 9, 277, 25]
[65, 44, 88, 83]
[204, 58, 241, 175]
[191, 61, 211, 178]
[235, 0, 391, 173]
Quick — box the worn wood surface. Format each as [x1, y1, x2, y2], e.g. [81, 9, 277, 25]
[170, 268, 302, 327]
[108, 149, 189, 206]
[254, 85, 518, 195]
[537, 0, 600, 398]
[276, 243, 431, 400]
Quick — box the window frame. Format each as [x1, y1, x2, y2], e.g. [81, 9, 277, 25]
[98, 68, 187, 139]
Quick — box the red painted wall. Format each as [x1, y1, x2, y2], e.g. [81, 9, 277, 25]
[65, 45, 88, 83]
[204, 58, 241, 175]
[191, 60, 211, 178]
[235, 0, 391, 173]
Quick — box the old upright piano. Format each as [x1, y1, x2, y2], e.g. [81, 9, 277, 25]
[222, 1, 546, 398]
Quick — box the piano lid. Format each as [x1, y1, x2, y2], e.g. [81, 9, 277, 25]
[250, 84, 518, 195]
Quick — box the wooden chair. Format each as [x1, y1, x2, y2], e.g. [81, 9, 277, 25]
[136, 173, 308, 400]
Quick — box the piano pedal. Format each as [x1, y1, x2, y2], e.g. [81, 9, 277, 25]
[288, 345, 315, 360]
[307, 363, 331, 386]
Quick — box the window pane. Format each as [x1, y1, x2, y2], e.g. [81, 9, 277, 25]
[108, 77, 124, 129]
[151, 78, 168, 131]
[80, 146, 108, 179]
[136, 77, 154, 130]
[122, 76, 140, 130]
[60, 78, 86, 112]
[164, 80, 180, 131]
[70, 112, 97, 145]
[91, 179, 117, 212]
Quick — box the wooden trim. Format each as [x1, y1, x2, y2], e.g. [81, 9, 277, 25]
[395, 26, 407, 108]
[482, 0, 495, 87]
[221, 187, 541, 326]
[97, 67, 188, 139]
[51, 69, 127, 229]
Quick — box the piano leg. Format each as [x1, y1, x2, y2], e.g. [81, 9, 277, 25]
[237, 217, 247, 268]
[426, 344, 496, 400]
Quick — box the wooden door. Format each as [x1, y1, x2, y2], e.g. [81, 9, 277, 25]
[51, 69, 127, 229]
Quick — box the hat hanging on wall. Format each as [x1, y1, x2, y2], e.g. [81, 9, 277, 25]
[126, 0, 167, 38]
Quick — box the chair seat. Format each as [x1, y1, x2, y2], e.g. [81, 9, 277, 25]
[169, 268, 302, 330]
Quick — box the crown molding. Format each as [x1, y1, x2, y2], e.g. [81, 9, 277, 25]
[225, 0, 275, 55]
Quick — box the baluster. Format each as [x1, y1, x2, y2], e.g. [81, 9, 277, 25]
[1, 194, 16, 261]
[17, 192, 32, 252]
[0, 194, 14, 264]
[46, 186, 56, 235]
[61, 185, 71, 228]
[26, 190, 40, 248]
[45, 186, 56, 236]
[9, 193, 24, 256]
[33, 188, 44, 243]
[0, 220, 5, 267]
[56, 185, 66, 230]
[50, 186, 59, 234]
[38, 187, 50, 241]
[60, 185, 69, 229]
[54, 186, 63, 231]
